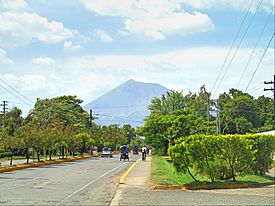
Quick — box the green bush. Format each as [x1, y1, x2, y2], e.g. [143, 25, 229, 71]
[245, 134, 275, 175]
[169, 134, 274, 182]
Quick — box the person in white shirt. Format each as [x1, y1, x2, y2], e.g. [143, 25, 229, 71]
[142, 146, 147, 161]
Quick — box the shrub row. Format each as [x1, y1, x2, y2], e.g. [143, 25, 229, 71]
[168, 134, 275, 182]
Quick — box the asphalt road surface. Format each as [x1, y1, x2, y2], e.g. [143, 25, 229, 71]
[0, 154, 136, 205]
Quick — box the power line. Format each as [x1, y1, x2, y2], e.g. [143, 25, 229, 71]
[92, 104, 148, 109]
[246, 82, 264, 92]
[213, 0, 263, 97]
[245, 32, 274, 92]
[252, 88, 265, 97]
[210, 0, 256, 96]
[6, 101, 31, 106]
[0, 83, 32, 106]
[249, 85, 265, 95]
[98, 119, 144, 124]
[98, 113, 144, 123]
[237, 8, 273, 89]
[0, 79, 34, 104]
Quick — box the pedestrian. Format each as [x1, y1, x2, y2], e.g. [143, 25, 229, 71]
[142, 145, 147, 161]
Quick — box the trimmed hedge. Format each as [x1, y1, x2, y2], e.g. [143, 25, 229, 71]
[169, 134, 275, 182]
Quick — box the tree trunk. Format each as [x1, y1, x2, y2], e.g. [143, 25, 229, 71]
[62, 148, 65, 159]
[37, 151, 40, 162]
[26, 148, 29, 164]
[230, 165, 236, 181]
[184, 161, 198, 182]
[49, 150, 52, 160]
[10, 154, 13, 166]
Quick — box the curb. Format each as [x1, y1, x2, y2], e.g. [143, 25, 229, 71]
[0, 155, 95, 173]
[119, 158, 141, 184]
[152, 182, 275, 190]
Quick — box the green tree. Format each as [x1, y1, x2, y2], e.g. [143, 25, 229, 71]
[101, 124, 127, 150]
[75, 132, 91, 155]
[218, 89, 259, 134]
[142, 87, 215, 155]
[28, 95, 89, 131]
[216, 135, 252, 181]
[122, 124, 136, 144]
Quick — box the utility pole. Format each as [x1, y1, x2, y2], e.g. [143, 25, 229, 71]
[0, 101, 8, 115]
[207, 94, 210, 123]
[89, 109, 93, 155]
[264, 75, 275, 125]
[89, 109, 93, 136]
[213, 99, 221, 134]
[218, 111, 221, 134]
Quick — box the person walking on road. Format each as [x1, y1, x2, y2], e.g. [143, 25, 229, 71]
[142, 146, 147, 161]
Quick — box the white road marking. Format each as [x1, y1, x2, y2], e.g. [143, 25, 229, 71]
[56, 162, 127, 205]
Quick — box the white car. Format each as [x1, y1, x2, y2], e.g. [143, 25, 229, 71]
[101, 148, 113, 157]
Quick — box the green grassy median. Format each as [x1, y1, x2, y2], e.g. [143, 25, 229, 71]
[151, 156, 274, 187]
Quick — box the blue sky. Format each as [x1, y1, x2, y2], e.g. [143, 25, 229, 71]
[0, 0, 274, 115]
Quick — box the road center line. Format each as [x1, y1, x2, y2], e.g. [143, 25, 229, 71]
[56, 162, 128, 206]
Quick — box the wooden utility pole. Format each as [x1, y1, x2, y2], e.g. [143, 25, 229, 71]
[89, 109, 93, 136]
[264, 75, 275, 125]
[0, 101, 8, 114]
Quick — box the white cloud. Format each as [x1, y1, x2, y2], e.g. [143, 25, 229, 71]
[32, 56, 56, 66]
[64, 41, 83, 51]
[262, 48, 274, 65]
[0, 0, 27, 11]
[0, 48, 13, 65]
[0, 12, 77, 48]
[1, 47, 273, 110]
[183, 0, 274, 13]
[81, 0, 214, 40]
[125, 11, 213, 39]
[68, 47, 273, 99]
[0, 73, 48, 93]
[92, 29, 113, 42]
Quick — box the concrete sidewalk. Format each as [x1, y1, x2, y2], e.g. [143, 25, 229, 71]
[110, 156, 274, 206]
[110, 156, 151, 205]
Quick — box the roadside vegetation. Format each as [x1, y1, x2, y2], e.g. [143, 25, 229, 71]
[139, 86, 275, 184]
[151, 157, 274, 186]
[0, 95, 143, 166]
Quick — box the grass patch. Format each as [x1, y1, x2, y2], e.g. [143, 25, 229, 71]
[151, 156, 207, 186]
[151, 156, 274, 186]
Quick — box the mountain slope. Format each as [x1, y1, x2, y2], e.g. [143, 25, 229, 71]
[84, 79, 169, 127]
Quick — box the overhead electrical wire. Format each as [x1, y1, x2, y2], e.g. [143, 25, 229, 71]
[6, 101, 31, 105]
[213, 0, 264, 97]
[210, 0, 256, 96]
[237, 8, 273, 89]
[0, 83, 32, 106]
[246, 82, 264, 92]
[252, 88, 265, 97]
[249, 85, 265, 95]
[0, 78, 34, 104]
[245, 32, 274, 92]
[92, 104, 148, 109]
[98, 113, 144, 123]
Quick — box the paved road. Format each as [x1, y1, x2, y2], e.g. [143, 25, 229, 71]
[0, 154, 136, 205]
